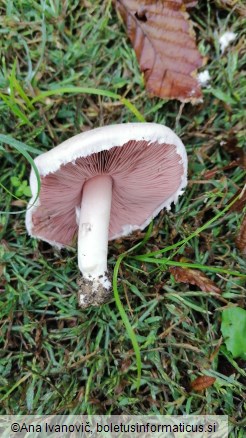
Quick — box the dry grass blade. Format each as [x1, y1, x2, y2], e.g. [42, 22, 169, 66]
[116, 0, 203, 102]
[169, 257, 222, 294]
[215, 0, 246, 17]
[236, 214, 246, 256]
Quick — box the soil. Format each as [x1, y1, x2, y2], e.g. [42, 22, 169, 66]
[77, 272, 112, 308]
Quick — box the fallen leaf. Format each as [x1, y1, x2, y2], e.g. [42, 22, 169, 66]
[222, 135, 246, 169]
[228, 186, 246, 213]
[236, 214, 246, 255]
[115, 379, 129, 395]
[116, 0, 203, 102]
[169, 258, 221, 294]
[121, 357, 132, 372]
[191, 376, 216, 392]
[203, 136, 246, 179]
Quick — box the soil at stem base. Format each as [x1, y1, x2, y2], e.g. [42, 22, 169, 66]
[76, 271, 112, 308]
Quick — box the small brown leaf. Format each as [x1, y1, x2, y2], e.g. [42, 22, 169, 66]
[115, 379, 129, 395]
[121, 357, 132, 372]
[116, 0, 203, 102]
[236, 214, 246, 256]
[223, 135, 246, 170]
[203, 136, 246, 179]
[169, 259, 221, 294]
[191, 376, 216, 392]
[228, 187, 246, 213]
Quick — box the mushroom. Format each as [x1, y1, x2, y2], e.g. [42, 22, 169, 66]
[26, 123, 187, 308]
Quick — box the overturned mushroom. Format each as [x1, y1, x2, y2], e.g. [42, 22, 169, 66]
[26, 123, 187, 308]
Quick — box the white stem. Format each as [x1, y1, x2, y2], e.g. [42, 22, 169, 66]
[78, 175, 112, 290]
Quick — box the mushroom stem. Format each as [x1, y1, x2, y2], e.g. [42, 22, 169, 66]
[77, 175, 112, 306]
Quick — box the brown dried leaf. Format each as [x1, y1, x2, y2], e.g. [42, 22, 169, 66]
[191, 376, 216, 392]
[222, 135, 246, 170]
[169, 258, 221, 294]
[228, 187, 246, 213]
[120, 357, 132, 372]
[116, 0, 203, 102]
[236, 214, 246, 256]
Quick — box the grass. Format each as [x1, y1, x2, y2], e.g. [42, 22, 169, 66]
[0, 0, 245, 434]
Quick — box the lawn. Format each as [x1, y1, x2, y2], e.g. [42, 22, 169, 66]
[0, 0, 245, 435]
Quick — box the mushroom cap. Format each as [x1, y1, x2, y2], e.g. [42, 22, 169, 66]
[26, 123, 187, 248]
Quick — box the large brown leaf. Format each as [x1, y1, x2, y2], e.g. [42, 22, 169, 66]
[116, 0, 203, 102]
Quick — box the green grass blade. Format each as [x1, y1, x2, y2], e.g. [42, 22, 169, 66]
[0, 134, 42, 156]
[30, 86, 145, 122]
[0, 92, 33, 126]
[0, 181, 28, 203]
[140, 188, 245, 259]
[113, 252, 142, 390]
[121, 97, 145, 122]
[112, 222, 153, 390]
[0, 372, 32, 402]
[131, 256, 245, 278]
[12, 77, 35, 111]
[0, 135, 40, 214]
